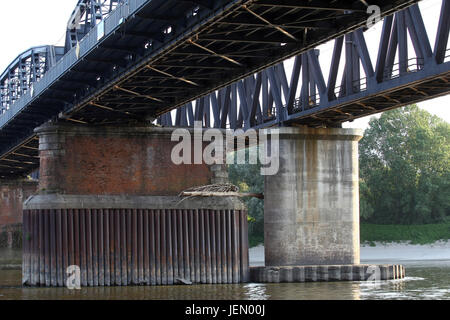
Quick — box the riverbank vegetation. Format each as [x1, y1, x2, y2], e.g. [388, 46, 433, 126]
[361, 221, 450, 245]
[359, 105, 449, 225]
[228, 105, 450, 246]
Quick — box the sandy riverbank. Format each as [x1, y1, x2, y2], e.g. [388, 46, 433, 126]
[249, 241, 450, 266]
[1, 241, 450, 268]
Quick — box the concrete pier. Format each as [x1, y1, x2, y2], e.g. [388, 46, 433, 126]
[0, 179, 37, 248]
[22, 195, 249, 287]
[264, 126, 363, 266]
[259, 126, 405, 282]
[0, 180, 37, 227]
[21, 123, 249, 287]
[250, 264, 406, 282]
[36, 123, 227, 196]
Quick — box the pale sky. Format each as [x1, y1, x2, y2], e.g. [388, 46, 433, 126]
[0, 0, 448, 129]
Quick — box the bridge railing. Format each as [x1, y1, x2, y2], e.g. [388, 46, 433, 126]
[0, 46, 61, 115]
[382, 57, 426, 80]
[0, 0, 142, 128]
[1, 0, 449, 134]
[157, 1, 450, 130]
[291, 93, 321, 114]
[0, 1, 125, 117]
[242, 54, 433, 123]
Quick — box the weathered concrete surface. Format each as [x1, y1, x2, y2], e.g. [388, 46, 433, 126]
[0, 248, 22, 269]
[264, 126, 363, 266]
[0, 180, 37, 228]
[35, 123, 227, 196]
[0, 180, 37, 248]
[22, 198, 249, 287]
[250, 264, 405, 283]
[24, 194, 246, 210]
[23, 124, 247, 287]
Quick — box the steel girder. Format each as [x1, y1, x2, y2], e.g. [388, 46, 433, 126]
[65, 0, 120, 52]
[157, 2, 450, 129]
[0, 46, 64, 115]
[0, 0, 436, 178]
[0, 0, 120, 120]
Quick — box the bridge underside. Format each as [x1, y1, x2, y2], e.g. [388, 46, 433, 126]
[289, 68, 450, 127]
[2, 60, 449, 179]
[0, 0, 422, 178]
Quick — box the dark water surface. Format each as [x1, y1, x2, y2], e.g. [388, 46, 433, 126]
[0, 250, 449, 300]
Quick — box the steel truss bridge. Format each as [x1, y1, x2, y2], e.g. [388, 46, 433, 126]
[0, 0, 449, 178]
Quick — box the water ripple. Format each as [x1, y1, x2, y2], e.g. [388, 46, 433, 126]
[0, 263, 449, 300]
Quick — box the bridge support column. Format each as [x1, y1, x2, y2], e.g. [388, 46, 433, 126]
[22, 123, 249, 287]
[35, 123, 227, 196]
[264, 126, 362, 266]
[0, 179, 37, 248]
[250, 126, 405, 282]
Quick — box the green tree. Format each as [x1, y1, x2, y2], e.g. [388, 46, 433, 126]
[228, 147, 264, 246]
[359, 105, 450, 224]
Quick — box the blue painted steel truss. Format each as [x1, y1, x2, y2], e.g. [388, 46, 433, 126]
[0, 46, 64, 115]
[65, 0, 121, 52]
[0, 1, 119, 116]
[0, 0, 445, 178]
[157, 2, 450, 129]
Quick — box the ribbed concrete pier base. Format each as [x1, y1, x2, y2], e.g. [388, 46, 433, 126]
[250, 264, 406, 282]
[22, 195, 249, 287]
[22, 124, 249, 287]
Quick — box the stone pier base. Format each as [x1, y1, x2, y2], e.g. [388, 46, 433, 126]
[0, 179, 37, 248]
[22, 123, 249, 287]
[250, 265, 405, 283]
[23, 195, 249, 287]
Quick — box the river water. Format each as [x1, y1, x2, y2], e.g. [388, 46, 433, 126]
[0, 248, 449, 300]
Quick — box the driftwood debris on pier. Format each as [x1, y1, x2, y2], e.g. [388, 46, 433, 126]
[179, 184, 264, 199]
